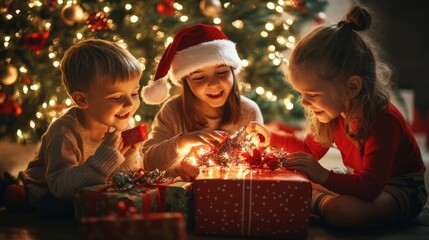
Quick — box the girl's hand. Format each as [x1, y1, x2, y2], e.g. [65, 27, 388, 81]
[173, 160, 200, 182]
[284, 152, 330, 184]
[178, 130, 226, 155]
[246, 121, 270, 147]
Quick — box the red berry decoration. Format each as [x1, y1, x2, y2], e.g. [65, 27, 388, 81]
[156, 0, 175, 16]
[23, 31, 50, 55]
[86, 11, 111, 32]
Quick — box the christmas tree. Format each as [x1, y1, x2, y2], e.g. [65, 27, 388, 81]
[0, 0, 327, 143]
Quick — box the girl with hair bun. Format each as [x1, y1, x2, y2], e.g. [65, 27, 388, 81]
[247, 5, 427, 228]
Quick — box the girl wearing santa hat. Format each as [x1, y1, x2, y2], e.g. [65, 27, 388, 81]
[141, 24, 263, 181]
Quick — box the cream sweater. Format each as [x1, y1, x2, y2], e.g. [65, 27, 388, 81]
[19, 107, 143, 206]
[142, 95, 263, 174]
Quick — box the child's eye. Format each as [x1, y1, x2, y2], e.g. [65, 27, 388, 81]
[216, 71, 228, 76]
[191, 76, 205, 81]
[110, 96, 122, 101]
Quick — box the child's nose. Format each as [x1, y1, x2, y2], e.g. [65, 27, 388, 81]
[123, 96, 136, 106]
[207, 76, 219, 86]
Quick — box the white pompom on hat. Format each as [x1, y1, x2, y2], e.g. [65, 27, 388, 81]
[141, 24, 241, 105]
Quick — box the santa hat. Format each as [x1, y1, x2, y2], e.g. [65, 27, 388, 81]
[141, 24, 241, 105]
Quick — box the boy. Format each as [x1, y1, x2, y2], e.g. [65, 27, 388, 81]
[1, 39, 143, 218]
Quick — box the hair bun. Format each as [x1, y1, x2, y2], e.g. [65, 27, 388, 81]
[345, 6, 371, 31]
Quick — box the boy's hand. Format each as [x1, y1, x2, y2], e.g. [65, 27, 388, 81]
[246, 121, 270, 147]
[178, 130, 226, 155]
[284, 152, 330, 184]
[123, 142, 142, 158]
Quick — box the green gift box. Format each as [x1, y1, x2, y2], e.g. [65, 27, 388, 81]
[73, 181, 193, 224]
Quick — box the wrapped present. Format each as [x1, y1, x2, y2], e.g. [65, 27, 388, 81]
[122, 123, 148, 147]
[194, 167, 311, 239]
[74, 169, 193, 225]
[80, 212, 186, 240]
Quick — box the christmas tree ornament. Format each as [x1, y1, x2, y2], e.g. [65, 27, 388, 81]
[156, 0, 175, 16]
[23, 31, 50, 55]
[86, 11, 111, 31]
[44, 0, 59, 11]
[199, 0, 222, 18]
[314, 12, 326, 25]
[0, 64, 18, 85]
[61, 4, 84, 26]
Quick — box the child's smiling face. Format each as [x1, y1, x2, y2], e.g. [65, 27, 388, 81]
[289, 69, 347, 123]
[80, 77, 141, 132]
[185, 64, 233, 118]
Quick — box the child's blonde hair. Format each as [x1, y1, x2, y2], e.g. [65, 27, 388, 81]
[60, 39, 142, 96]
[288, 6, 391, 147]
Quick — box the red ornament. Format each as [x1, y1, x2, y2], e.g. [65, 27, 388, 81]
[20, 77, 31, 85]
[44, 0, 59, 11]
[156, 0, 175, 16]
[314, 12, 326, 25]
[23, 31, 50, 55]
[0, 95, 22, 116]
[86, 11, 111, 32]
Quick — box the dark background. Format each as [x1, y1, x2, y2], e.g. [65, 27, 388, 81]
[361, 0, 429, 115]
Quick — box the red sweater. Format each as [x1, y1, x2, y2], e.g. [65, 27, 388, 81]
[270, 103, 425, 200]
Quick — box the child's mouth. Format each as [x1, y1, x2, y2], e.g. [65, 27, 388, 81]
[115, 112, 130, 120]
[206, 90, 224, 99]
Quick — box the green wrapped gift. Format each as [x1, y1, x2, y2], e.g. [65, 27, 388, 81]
[73, 169, 193, 225]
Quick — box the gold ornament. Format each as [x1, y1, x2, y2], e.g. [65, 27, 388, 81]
[0, 64, 18, 86]
[61, 4, 84, 26]
[199, 0, 222, 18]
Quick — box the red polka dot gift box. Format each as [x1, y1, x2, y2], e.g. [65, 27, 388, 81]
[194, 167, 311, 239]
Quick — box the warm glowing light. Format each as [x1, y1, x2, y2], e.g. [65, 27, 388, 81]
[256, 87, 265, 95]
[23, 85, 29, 94]
[19, 66, 28, 73]
[267, 2, 275, 9]
[268, 45, 276, 52]
[30, 121, 35, 129]
[174, 3, 183, 10]
[125, 4, 132, 10]
[265, 22, 274, 31]
[241, 59, 249, 67]
[17, 129, 22, 137]
[134, 115, 141, 122]
[65, 98, 73, 106]
[130, 15, 138, 23]
[260, 31, 268, 37]
[49, 100, 56, 106]
[273, 58, 281, 65]
[213, 18, 221, 24]
[53, 61, 60, 67]
[103, 6, 110, 13]
[232, 20, 244, 29]
[180, 16, 188, 22]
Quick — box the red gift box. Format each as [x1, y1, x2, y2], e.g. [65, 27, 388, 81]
[194, 167, 311, 239]
[122, 124, 148, 147]
[80, 212, 187, 240]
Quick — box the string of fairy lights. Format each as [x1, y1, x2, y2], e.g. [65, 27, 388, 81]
[1, 0, 326, 142]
